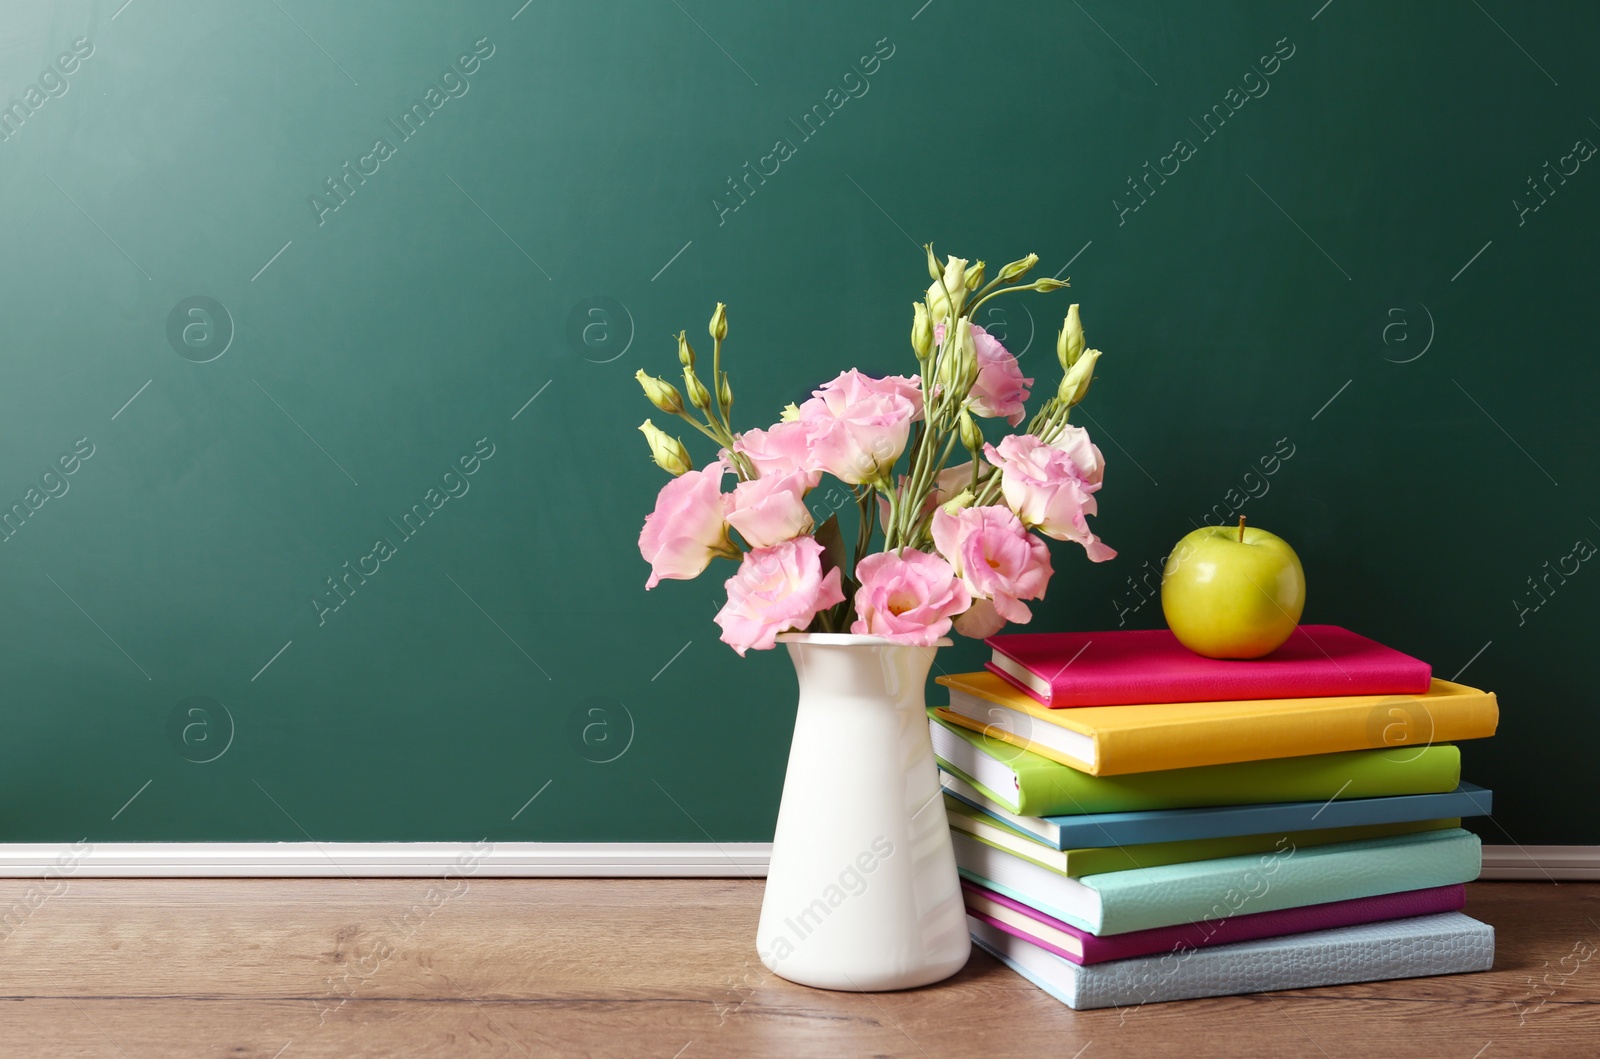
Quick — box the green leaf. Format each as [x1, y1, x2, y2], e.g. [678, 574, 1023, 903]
[815, 513, 852, 590]
[811, 513, 854, 632]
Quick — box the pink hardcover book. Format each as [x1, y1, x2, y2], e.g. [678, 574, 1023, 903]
[962, 880, 1467, 966]
[985, 625, 1433, 708]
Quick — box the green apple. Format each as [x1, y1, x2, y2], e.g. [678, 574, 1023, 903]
[1160, 520, 1306, 659]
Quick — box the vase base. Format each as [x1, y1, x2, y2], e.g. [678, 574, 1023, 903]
[759, 944, 970, 993]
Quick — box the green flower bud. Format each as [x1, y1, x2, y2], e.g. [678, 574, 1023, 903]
[1031, 277, 1070, 293]
[639, 419, 693, 476]
[635, 370, 685, 415]
[1058, 348, 1101, 406]
[937, 318, 979, 395]
[911, 302, 934, 360]
[941, 489, 976, 515]
[709, 302, 728, 342]
[996, 253, 1039, 283]
[683, 365, 713, 411]
[958, 322, 980, 392]
[963, 261, 986, 291]
[780, 402, 802, 422]
[925, 243, 942, 281]
[677, 331, 696, 368]
[957, 409, 983, 453]
[717, 372, 733, 417]
[927, 255, 969, 321]
[1057, 304, 1085, 370]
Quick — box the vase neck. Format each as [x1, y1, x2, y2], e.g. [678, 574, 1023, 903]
[785, 640, 942, 709]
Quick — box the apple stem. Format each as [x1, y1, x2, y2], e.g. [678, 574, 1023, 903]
[1238, 515, 1246, 543]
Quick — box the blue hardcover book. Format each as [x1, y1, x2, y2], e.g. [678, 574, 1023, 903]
[940, 770, 1491, 850]
[970, 911, 1495, 1010]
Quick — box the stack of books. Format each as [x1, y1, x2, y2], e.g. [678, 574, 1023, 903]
[931, 624, 1499, 1010]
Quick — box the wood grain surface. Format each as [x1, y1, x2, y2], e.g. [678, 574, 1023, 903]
[0, 878, 1593, 1057]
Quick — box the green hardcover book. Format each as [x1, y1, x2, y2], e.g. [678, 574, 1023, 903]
[930, 711, 1462, 817]
[944, 794, 1457, 877]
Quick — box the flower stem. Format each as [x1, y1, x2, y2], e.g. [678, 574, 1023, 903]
[675, 412, 726, 445]
[965, 281, 1062, 322]
[854, 487, 877, 573]
[884, 484, 901, 553]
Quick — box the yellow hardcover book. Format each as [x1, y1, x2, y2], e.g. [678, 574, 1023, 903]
[935, 671, 1498, 776]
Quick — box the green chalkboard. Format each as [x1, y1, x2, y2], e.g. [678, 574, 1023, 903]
[1, 1, 1594, 845]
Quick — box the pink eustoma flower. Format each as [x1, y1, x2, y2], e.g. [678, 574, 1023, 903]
[851, 548, 972, 646]
[953, 598, 1006, 639]
[936, 323, 1032, 426]
[983, 433, 1115, 562]
[730, 420, 819, 486]
[1048, 423, 1105, 487]
[725, 470, 814, 549]
[638, 466, 732, 589]
[931, 504, 1053, 637]
[715, 537, 846, 655]
[798, 369, 922, 485]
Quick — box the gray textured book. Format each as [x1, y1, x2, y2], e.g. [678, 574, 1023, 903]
[970, 911, 1494, 1010]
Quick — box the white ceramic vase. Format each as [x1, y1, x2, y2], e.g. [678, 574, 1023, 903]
[756, 633, 970, 991]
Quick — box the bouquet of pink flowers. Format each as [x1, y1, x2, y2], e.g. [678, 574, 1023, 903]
[635, 247, 1115, 654]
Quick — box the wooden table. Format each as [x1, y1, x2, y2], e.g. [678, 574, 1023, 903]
[1, 879, 1594, 1057]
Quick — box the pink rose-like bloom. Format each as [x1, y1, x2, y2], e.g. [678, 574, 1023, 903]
[798, 369, 922, 485]
[638, 466, 732, 589]
[730, 420, 819, 486]
[869, 372, 926, 415]
[932, 505, 1053, 637]
[983, 434, 1116, 562]
[1048, 423, 1105, 487]
[725, 470, 814, 549]
[954, 598, 1005, 639]
[715, 536, 846, 656]
[935, 323, 1032, 426]
[851, 548, 972, 646]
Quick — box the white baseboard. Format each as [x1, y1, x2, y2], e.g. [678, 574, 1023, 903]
[0, 842, 1591, 880]
[0, 842, 772, 878]
[1479, 844, 1600, 881]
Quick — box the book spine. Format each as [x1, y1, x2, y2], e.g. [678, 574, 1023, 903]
[1007, 741, 1462, 819]
[1073, 915, 1494, 1009]
[1051, 787, 1489, 848]
[1077, 884, 1467, 963]
[1093, 665, 1436, 708]
[1090, 830, 1482, 935]
[1092, 696, 1497, 776]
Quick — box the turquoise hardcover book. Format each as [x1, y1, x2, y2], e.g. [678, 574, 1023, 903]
[952, 826, 1483, 935]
